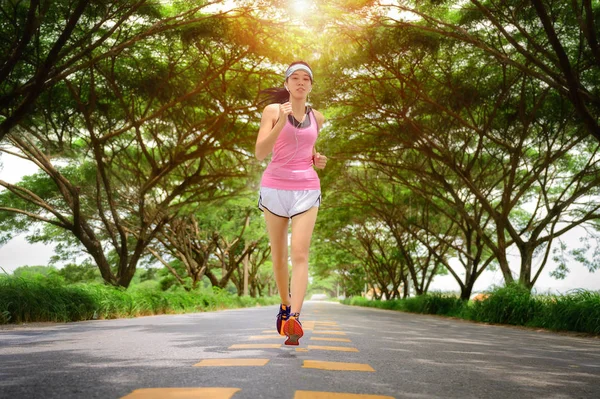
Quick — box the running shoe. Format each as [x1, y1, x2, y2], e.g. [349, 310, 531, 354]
[283, 315, 303, 346]
[276, 304, 291, 336]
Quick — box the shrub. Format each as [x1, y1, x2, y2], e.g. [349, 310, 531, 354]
[0, 274, 279, 324]
[533, 289, 600, 334]
[342, 284, 600, 335]
[469, 283, 541, 325]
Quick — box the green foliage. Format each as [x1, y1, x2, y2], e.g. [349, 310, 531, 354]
[344, 292, 466, 315]
[343, 284, 600, 335]
[55, 262, 102, 284]
[533, 290, 600, 335]
[12, 265, 56, 278]
[469, 283, 541, 325]
[403, 292, 466, 316]
[0, 274, 98, 323]
[0, 274, 278, 324]
[307, 274, 337, 297]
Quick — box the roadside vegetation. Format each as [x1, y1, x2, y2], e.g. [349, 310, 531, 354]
[0, 268, 278, 325]
[342, 284, 600, 335]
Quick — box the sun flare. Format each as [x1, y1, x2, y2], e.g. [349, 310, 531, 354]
[290, 0, 312, 15]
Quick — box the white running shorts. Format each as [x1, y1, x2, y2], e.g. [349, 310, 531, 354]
[258, 187, 321, 219]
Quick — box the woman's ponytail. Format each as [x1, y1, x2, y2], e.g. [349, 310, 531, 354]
[259, 87, 289, 106]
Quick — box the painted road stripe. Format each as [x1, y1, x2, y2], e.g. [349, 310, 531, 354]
[228, 344, 281, 349]
[193, 359, 269, 367]
[302, 360, 375, 372]
[310, 337, 352, 343]
[122, 387, 240, 399]
[315, 321, 338, 325]
[302, 321, 316, 330]
[294, 392, 393, 399]
[313, 331, 346, 336]
[248, 335, 283, 340]
[307, 345, 359, 352]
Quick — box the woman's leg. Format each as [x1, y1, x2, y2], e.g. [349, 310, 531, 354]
[264, 209, 290, 305]
[290, 206, 319, 315]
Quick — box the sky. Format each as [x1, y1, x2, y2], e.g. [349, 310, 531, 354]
[1, 152, 598, 294]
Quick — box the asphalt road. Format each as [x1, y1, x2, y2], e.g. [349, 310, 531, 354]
[1, 301, 599, 399]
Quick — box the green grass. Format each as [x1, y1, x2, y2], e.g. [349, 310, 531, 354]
[0, 274, 279, 324]
[342, 283, 600, 335]
[345, 293, 467, 316]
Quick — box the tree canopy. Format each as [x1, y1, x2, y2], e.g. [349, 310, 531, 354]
[1, 1, 599, 295]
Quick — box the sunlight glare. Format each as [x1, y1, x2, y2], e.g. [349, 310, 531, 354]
[291, 0, 312, 15]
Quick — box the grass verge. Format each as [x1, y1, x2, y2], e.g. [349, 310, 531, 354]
[342, 283, 600, 335]
[0, 274, 279, 324]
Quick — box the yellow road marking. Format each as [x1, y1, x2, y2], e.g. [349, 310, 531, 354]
[248, 335, 282, 340]
[228, 344, 281, 349]
[301, 321, 315, 331]
[262, 330, 276, 333]
[194, 359, 269, 367]
[315, 321, 338, 325]
[296, 348, 310, 352]
[294, 392, 393, 399]
[122, 387, 240, 399]
[307, 345, 359, 352]
[313, 331, 346, 336]
[302, 360, 375, 372]
[310, 337, 352, 343]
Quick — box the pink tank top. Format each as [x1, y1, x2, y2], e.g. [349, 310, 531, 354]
[260, 109, 320, 190]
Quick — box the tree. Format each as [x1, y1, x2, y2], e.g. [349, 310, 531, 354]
[0, 1, 244, 142]
[380, 1, 600, 143]
[148, 215, 217, 290]
[205, 199, 266, 295]
[149, 194, 272, 295]
[247, 236, 272, 297]
[323, 13, 600, 290]
[0, 6, 271, 287]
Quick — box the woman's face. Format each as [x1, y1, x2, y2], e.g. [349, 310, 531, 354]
[286, 70, 312, 98]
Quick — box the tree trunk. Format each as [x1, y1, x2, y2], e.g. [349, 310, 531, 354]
[518, 243, 535, 290]
[496, 250, 514, 285]
[460, 261, 478, 300]
[243, 253, 249, 296]
[243, 216, 250, 296]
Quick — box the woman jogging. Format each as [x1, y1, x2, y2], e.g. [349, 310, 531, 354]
[255, 61, 327, 346]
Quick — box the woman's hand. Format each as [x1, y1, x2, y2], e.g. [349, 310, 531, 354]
[278, 102, 292, 123]
[313, 153, 328, 169]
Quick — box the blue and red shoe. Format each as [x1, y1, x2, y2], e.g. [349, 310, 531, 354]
[283, 313, 303, 346]
[276, 304, 291, 336]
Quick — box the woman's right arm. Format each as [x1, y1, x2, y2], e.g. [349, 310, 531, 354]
[255, 103, 289, 161]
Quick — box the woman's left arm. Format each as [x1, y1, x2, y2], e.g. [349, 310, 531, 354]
[313, 110, 328, 170]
